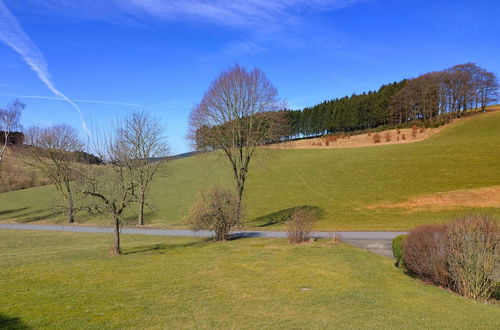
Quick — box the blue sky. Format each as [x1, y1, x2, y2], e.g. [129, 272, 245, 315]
[0, 0, 499, 154]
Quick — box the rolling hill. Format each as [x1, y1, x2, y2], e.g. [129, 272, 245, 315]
[1, 108, 499, 230]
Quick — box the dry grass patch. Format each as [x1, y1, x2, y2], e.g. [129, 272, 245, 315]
[370, 186, 500, 211]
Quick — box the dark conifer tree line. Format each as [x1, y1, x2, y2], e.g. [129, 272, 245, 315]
[280, 63, 498, 139]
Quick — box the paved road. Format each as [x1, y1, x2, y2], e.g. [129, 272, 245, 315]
[0, 223, 406, 257]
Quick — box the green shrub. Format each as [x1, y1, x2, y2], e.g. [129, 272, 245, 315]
[392, 235, 406, 267]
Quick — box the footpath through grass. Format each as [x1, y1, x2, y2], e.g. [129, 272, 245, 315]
[1, 110, 499, 230]
[0, 230, 499, 329]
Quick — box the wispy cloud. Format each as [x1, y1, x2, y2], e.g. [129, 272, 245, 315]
[0, 0, 90, 134]
[16, 0, 364, 57]
[0, 93, 145, 108]
[17, 0, 363, 29]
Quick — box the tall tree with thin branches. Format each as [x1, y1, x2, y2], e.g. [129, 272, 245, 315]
[119, 110, 170, 225]
[82, 120, 139, 255]
[189, 64, 286, 223]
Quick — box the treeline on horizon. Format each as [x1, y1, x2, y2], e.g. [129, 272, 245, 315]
[281, 62, 498, 138]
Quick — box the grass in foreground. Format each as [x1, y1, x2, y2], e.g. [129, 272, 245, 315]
[0, 230, 498, 329]
[1, 109, 500, 230]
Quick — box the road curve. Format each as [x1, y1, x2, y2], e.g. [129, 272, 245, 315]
[0, 223, 406, 240]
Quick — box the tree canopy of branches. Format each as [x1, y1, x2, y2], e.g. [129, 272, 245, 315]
[119, 110, 169, 225]
[390, 63, 498, 124]
[0, 99, 24, 166]
[189, 64, 285, 223]
[82, 122, 138, 255]
[24, 124, 84, 223]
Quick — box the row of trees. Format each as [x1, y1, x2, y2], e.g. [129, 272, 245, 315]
[283, 80, 406, 137]
[2, 65, 277, 253]
[390, 63, 499, 123]
[1, 104, 169, 255]
[278, 63, 498, 138]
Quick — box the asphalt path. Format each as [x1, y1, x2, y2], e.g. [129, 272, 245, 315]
[0, 223, 406, 257]
[0, 223, 405, 239]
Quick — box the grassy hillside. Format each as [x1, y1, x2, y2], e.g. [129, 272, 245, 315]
[0, 230, 498, 329]
[1, 109, 499, 230]
[0, 151, 49, 193]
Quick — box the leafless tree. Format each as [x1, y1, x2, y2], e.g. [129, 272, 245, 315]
[189, 65, 286, 223]
[118, 110, 169, 226]
[477, 69, 499, 112]
[0, 99, 24, 166]
[23, 124, 84, 223]
[82, 119, 139, 255]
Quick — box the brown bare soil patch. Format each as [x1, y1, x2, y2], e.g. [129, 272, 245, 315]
[268, 106, 500, 150]
[369, 186, 500, 211]
[268, 126, 445, 149]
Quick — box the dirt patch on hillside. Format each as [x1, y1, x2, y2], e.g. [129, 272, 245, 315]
[268, 126, 445, 149]
[268, 106, 500, 150]
[369, 186, 500, 211]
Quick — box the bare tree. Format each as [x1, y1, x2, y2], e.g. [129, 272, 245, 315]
[0, 99, 24, 166]
[477, 69, 499, 112]
[189, 65, 286, 223]
[82, 119, 138, 255]
[119, 110, 169, 226]
[23, 124, 84, 223]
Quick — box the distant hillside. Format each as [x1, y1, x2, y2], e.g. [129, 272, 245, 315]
[1, 109, 499, 230]
[0, 149, 50, 193]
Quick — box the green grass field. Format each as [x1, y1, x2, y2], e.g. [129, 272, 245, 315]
[1, 110, 499, 230]
[0, 230, 498, 329]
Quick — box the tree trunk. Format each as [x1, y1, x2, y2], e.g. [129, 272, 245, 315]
[235, 182, 244, 225]
[67, 197, 74, 224]
[138, 191, 145, 226]
[112, 214, 121, 255]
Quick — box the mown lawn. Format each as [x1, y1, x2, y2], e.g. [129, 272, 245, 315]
[0, 230, 498, 329]
[0, 110, 499, 230]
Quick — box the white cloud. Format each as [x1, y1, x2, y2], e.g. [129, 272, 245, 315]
[0, 0, 90, 134]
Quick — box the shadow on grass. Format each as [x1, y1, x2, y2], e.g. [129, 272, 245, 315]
[230, 232, 263, 239]
[0, 314, 31, 330]
[0, 207, 29, 218]
[10, 210, 61, 223]
[123, 239, 212, 255]
[250, 205, 325, 227]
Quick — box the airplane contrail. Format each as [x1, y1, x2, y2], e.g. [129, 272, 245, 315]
[0, 0, 90, 134]
[0, 93, 145, 108]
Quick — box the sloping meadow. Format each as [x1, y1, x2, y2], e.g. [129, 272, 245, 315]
[1, 110, 499, 230]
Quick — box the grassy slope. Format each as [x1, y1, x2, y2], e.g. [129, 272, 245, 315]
[1, 110, 499, 230]
[0, 230, 498, 329]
